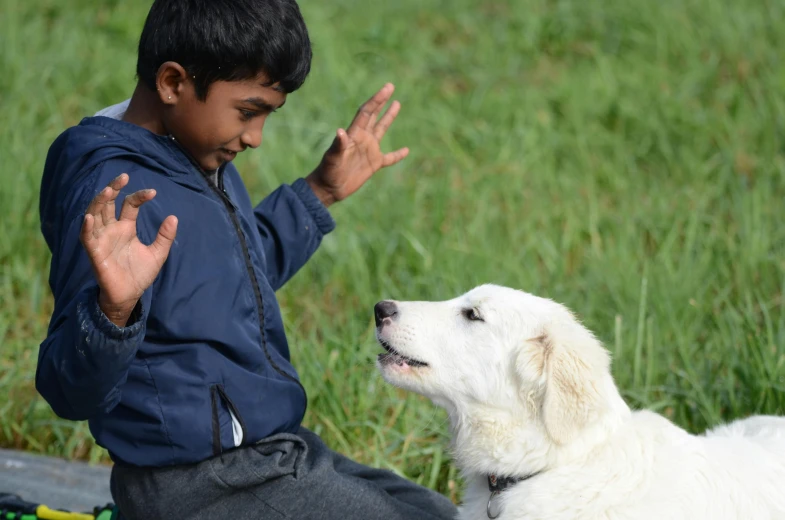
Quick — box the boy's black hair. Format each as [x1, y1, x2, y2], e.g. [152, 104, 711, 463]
[136, 0, 312, 99]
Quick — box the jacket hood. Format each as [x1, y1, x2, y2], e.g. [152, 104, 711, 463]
[39, 116, 199, 250]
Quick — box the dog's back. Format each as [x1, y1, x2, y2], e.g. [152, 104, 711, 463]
[702, 415, 785, 517]
[490, 411, 785, 519]
[706, 415, 785, 442]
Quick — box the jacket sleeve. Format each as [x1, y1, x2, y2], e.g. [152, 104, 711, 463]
[253, 178, 336, 291]
[36, 193, 153, 421]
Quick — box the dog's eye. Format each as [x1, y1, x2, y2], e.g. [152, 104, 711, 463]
[463, 308, 484, 322]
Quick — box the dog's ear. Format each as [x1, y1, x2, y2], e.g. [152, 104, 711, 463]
[517, 322, 609, 445]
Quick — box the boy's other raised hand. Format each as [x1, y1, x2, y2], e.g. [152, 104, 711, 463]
[80, 174, 178, 327]
[306, 83, 409, 207]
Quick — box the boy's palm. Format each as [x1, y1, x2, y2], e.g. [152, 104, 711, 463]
[308, 83, 409, 206]
[80, 174, 178, 326]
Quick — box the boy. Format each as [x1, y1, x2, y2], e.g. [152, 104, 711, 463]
[36, 1, 457, 519]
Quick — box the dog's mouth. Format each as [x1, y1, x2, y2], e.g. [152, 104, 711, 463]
[377, 339, 429, 368]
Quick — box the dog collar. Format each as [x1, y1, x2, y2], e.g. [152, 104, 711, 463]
[486, 472, 540, 519]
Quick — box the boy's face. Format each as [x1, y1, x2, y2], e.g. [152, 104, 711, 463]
[162, 71, 287, 172]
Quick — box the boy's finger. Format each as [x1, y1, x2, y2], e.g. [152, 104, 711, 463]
[85, 176, 120, 217]
[108, 173, 130, 192]
[372, 100, 401, 140]
[328, 128, 343, 150]
[336, 129, 351, 150]
[350, 83, 394, 132]
[149, 215, 179, 265]
[381, 147, 410, 167]
[85, 174, 127, 225]
[80, 213, 96, 246]
[84, 185, 111, 221]
[325, 129, 351, 158]
[80, 214, 105, 263]
[103, 174, 130, 223]
[119, 189, 156, 222]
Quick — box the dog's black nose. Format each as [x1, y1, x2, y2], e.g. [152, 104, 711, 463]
[374, 301, 398, 326]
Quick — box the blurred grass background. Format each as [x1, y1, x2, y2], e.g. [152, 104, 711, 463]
[1, 0, 784, 500]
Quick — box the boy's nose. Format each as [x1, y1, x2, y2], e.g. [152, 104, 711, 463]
[240, 128, 263, 149]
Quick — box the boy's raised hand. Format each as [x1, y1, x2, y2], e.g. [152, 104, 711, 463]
[306, 83, 409, 207]
[80, 174, 178, 327]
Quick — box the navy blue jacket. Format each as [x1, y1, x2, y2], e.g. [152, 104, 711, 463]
[37, 115, 335, 467]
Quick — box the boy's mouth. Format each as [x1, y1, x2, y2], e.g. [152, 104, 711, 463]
[220, 148, 238, 161]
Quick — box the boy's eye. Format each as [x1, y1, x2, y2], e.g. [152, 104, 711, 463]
[239, 109, 257, 121]
[239, 107, 278, 121]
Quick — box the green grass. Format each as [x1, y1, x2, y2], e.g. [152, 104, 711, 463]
[1, 0, 785, 501]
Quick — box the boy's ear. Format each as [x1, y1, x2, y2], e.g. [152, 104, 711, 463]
[155, 61, 189, 105]
[516, 324, 609, 445]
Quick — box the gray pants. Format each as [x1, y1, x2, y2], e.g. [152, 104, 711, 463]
[111, 428, 457, 520]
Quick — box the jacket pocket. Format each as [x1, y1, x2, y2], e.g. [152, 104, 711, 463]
[210, 384, 247, 456]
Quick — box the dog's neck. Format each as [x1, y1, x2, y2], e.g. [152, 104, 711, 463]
[445, 402, 553, 478]
[443, 388, 631, 480]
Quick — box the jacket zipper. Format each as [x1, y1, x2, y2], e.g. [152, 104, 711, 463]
[168, 138, 307, 412]
[208, 173, 307, 395]
[211, 384, 249, 455]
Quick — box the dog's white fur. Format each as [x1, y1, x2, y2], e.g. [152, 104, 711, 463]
[375, 284, 785, 520]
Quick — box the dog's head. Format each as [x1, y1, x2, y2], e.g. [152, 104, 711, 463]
[375, 284, 625, 447]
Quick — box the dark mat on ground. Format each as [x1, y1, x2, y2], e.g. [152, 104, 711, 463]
[0, 449, 112, 512]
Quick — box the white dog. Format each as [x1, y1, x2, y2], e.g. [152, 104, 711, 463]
[374, 284, 785, 520]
